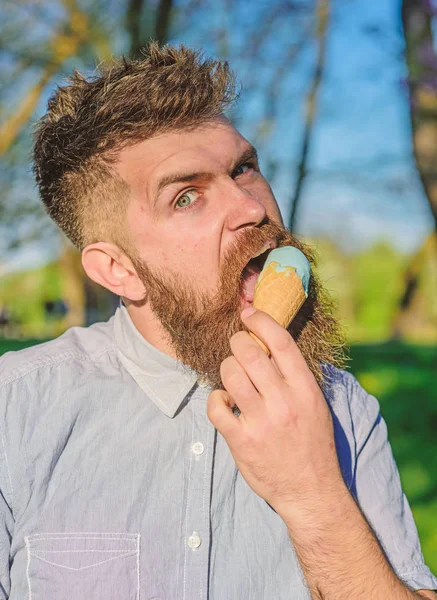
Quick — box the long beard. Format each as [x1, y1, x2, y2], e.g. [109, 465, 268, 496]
[131, 220, 347, 390]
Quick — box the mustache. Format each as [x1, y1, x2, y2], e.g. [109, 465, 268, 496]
[218, 219, 315, 292]
[130, 215, 346, 390]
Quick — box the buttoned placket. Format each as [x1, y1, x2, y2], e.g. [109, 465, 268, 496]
[181, 383, 216, 600]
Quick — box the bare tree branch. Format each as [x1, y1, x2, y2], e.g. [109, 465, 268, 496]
[0, 63, 58, 155]
[288, 0, 329, 231]
[127, 0, 146, 57]
[253, 30, 309, 147]
[389, 0, 437, 338]
[155, 0, 174, 45]
[0, 0, 99, 155]
[390, 232, 436, 340]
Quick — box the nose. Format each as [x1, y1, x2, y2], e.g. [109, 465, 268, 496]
[223, 179, 266, 231]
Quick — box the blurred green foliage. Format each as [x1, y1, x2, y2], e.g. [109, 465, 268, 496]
[0, 262, 62, 337]
[312, 238, 437, 343]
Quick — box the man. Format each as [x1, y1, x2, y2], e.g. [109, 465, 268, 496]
[0, 42, 435, 599]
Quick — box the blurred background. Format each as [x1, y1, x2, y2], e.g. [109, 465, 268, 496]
[0, 0, 436, 572]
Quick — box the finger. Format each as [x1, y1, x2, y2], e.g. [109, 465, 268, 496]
[207, 388, 241, 438]
[228, 332, 285, 402]
[240, 307, 312, 389]
[220, 354, 263, 419]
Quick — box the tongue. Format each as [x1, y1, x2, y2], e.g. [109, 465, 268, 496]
[240, 270, 259, 302]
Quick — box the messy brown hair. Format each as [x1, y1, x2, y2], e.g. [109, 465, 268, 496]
[33, 42, 238, 251]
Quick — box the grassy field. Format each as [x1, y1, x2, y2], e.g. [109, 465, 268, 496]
[1, 338, 436, 573]
[348, 342, 437, 574]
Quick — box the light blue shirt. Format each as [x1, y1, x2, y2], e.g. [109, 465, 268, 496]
[0, 305, 435, 599]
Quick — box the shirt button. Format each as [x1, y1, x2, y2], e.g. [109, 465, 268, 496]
[187, 533, 201, 549]
[192, 442, 204, 456]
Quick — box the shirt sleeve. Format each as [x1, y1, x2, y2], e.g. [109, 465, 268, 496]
[349, 374, 437, 592]
[0, 432, 13, 599]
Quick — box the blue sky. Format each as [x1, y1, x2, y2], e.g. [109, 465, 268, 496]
[163, 0, 433, 255]
[2, 0, 435, 272]
[230, 0, 432, 254]
[293, 0, 434, 253]
[258, 0, 433, 254]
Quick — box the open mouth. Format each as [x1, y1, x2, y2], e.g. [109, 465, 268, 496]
[239, 240, 276, 304]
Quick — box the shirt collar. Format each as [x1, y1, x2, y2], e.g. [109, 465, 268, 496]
[112, 303, 200, 418]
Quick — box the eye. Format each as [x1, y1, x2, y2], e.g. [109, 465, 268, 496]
[233, 162, 255, 178]
[175, 189, 200, 210]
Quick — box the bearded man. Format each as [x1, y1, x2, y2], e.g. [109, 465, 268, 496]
[0, 43, 435, 600]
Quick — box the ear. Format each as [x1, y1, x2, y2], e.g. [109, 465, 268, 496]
[81, 242, 145, 301]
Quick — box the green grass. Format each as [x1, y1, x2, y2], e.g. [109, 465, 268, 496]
[0, 339, 48, 355]
[348, 342, 437, 574]
[1, 338, 436, 573]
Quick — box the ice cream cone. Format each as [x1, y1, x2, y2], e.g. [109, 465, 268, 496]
[249, 261, 306, 355]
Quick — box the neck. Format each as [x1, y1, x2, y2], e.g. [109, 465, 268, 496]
[124, 299, 178, 360]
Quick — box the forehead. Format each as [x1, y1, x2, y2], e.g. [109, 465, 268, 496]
[115, 119, 251, 189]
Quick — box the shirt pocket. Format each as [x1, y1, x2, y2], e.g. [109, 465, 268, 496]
[24, 532, 140, 600]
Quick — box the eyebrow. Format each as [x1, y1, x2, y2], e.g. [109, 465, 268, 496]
[154, 145, 259, 203]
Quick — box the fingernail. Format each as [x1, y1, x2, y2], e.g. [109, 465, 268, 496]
[241, 307, 256, 319]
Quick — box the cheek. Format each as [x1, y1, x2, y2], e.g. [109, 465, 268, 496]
[172, 239, 215, 274]
[176, 241, 221, 292]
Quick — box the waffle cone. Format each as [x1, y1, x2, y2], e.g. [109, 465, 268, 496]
[249, 262, 306, 355]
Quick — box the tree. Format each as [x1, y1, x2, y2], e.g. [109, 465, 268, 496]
[391, 0, 437, 338]
[402, 0, 437, 233]
[0, 0, 323, 328]
[288, 0, 329, 231]
[1, 0, 317, 251]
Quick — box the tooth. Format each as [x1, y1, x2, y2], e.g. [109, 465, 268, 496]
[252, 243, 270, 259]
